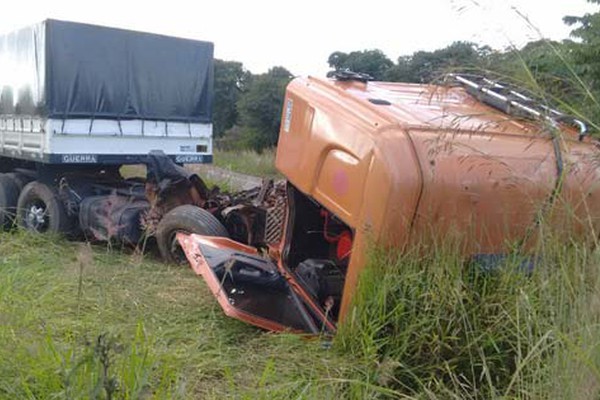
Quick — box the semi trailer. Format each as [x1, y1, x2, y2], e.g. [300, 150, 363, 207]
[0, 20, 217, 243]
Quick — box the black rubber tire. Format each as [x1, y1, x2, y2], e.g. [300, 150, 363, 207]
[17, 181, 71, 234]
[0, 174, 20, 230]
[5, 172, 32, 192]
[156, 205, 228, 264]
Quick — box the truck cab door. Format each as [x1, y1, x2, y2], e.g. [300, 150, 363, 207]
[177, 233, 333, 334]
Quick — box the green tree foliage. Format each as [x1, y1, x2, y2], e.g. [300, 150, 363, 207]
[563, 0, 600, 123]
[236, 67, 293, 151]
[213, 59, 252, 137]
[327, 49, 393, 80]
[388, 41, 489, 83]
[564, 1, 600, 88]
[485, 40, 581, 104]
[327, 42, 488, 83]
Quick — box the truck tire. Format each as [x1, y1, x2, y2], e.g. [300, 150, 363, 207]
[17, 181, 71, 234]
[5, 172, 32, 192]
[0, 174, 20, 230]
[156, 205, 228, 264]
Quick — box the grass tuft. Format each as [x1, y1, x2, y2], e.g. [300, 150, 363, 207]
[213, 148, 281, 179]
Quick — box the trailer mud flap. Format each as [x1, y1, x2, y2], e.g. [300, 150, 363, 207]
[177, 233, 326, 333]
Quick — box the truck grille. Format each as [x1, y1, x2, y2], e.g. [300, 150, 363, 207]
[265, 195, 286, 244]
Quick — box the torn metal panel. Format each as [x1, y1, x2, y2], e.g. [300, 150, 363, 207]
[177, 233, 330, 333]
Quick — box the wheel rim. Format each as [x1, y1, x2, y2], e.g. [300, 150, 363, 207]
[168, 230, 188, 264]
[24, 200, 49, 232]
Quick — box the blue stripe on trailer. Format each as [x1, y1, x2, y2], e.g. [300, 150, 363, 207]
[0, 149, 212, 165]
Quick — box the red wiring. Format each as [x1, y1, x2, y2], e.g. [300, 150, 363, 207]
[321, 209, 342, 243]
[320, 209, 352, 260]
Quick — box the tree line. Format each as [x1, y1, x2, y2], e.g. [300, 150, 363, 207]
[214, 0, 600, 151]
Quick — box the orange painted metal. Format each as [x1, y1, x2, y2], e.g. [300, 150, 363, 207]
[177, 231, 338, 333]
[275, 77, 600, 321]
[176, 232, 304, 332]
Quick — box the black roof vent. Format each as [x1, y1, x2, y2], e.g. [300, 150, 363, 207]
[328, 69, 373, 83]
[368, 98, 391, 106]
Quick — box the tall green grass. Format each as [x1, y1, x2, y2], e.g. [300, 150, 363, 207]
[336, 234, 600, 399]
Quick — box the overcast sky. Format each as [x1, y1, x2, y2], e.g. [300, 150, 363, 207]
[0, 0, 597, 76]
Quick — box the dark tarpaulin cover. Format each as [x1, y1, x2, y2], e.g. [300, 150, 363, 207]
[0, 19, 213, 122]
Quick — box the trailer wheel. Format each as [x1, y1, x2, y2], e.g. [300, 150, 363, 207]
[156, 205, 228, 264]
[0, 174, 20, 230]
[17, 182, 70, 234]
[5, 172, 32, 192]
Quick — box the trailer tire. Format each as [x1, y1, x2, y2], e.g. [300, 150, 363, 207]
[17, 182, 71, 234]
[156, 205, 228, 264]
[5, 172, 32, 192]
[0, 174, 20, 230]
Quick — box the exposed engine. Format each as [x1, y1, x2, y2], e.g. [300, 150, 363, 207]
[213, 179, 288, 248]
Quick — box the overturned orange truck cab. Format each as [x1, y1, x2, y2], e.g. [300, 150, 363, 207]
[178, 73, 600, 333]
